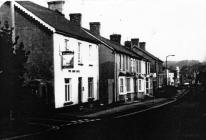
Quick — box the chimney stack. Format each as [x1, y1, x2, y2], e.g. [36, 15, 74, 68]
[89, 22, 100, 35]
[48, 1, 65, 13]
[131, 38, 139, 48]
[124, 41, 131, 48]
[139, 42, 146, 50]
[110, 34, 121, 44]
[69, 13, 82, 26]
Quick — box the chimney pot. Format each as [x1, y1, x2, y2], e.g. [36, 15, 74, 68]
[69, 13, 82, 26]
[139, 42, 146, 50]
[110, 34, 121, 44]
[131, 38, 139, 48]
[89, 22, 100, 35]
[48, 1, 65, 13]
[124, 41, 131, 49]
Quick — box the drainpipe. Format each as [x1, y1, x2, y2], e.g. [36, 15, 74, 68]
[114, 52, 117, 102]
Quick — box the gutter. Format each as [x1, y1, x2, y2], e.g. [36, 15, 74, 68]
[82, 28, 115, 51]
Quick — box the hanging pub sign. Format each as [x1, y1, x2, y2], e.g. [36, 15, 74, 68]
[62, 51, 74, 68]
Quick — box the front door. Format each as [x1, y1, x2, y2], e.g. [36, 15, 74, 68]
[78, 77, 82, 104]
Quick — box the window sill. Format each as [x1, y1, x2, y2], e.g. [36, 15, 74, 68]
[64, 101, 73, 106]
[78, 63, 84, 66]
[119, 92, 127, 95]
[62, 66, 74, 69]
[88, 97, 94, 102]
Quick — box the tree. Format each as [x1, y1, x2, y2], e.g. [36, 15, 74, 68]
[0, 20, 29, 120]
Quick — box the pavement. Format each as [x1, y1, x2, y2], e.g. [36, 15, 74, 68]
[0, 88, 188, 140]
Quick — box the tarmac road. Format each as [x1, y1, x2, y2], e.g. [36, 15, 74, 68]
[27, 86, 205, 140]
[6, 87, 205, 140]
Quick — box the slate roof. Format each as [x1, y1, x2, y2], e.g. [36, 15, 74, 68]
[15, 1, 99, 43]
[84, 29, 146, 60]
[134, 46, 163, 63]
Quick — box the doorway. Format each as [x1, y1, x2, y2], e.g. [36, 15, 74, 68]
[78, 77, 82, 104]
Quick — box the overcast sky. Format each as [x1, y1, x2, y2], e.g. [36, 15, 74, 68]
[1, 0, 206, 62]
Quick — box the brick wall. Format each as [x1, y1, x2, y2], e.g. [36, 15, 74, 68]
[0, 3, 54, 81]
[99, 44, 115, 104]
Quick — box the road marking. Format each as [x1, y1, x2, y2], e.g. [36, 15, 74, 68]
[114, 100, 177, 119]
[29, 117, 70, 123]
[114, 89, 190, 119]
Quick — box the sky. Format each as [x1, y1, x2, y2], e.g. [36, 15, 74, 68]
[1, 0, 206, 62]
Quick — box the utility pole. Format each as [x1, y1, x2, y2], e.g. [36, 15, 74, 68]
[166, 55, 175, 86]
[10, 0, 15, 121]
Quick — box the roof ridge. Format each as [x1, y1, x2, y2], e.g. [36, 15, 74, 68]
[14, 1, 98, 43]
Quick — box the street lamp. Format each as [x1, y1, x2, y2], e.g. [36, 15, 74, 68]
[166, 55, 175, 85]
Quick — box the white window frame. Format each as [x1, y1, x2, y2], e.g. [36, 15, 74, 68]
[123, 55, 125, 71]
[88, 77, 94, 98]
[65, 39, 69, 51]
[126, 78, 131, 92]
[88, 45, 93, 66]
[138, 79, 142, 91]
[139, 60, 142, 73]
[65, 78, 71, 102]
[120, 54, 123, 70]
[119, 77, 124, 93]
[78, 42, 83, 65]
[126, 56, 129, 71]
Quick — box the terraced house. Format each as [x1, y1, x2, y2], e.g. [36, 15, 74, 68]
[0, 1, 99, 108]
[84, 23, 152, 104]
[0, 0, 163, 108]
[124, 39, 164, 93]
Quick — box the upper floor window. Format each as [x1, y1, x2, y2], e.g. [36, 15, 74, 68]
[65, 39, 70, 50]
[131, 58, 134, 73]
[146, 62, 150, 74]
[137, 60, 141, 73]
[119, 55, 122, 70]
[89, 45, 92, 57]
[78, 42, 83, 65]
[123, 55, 126, 71]
[126, 56, 129, 71]
[120, 54, 124, 70]
[88, 45, 94, 66]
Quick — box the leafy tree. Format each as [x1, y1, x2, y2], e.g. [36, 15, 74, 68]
[0, 20, 29, 119]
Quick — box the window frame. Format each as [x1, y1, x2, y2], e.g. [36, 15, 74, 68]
[119, 77, 124, 93]
[78, 42, 83, 65]
[138, 79, 142, 91]
[126, 78, 131, 92]
[88, 77, 94, 98]
[65, 78, 71, 102]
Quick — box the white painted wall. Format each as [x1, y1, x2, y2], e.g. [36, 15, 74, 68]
[53, 33, 99, 108]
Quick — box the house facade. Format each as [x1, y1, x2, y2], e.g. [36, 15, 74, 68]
[126, 39, 164, 93]
[84, 24, 151, 104]
[0, 1, 99, 108]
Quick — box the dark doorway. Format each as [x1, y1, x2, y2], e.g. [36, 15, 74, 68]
[78, 77, 82, 104]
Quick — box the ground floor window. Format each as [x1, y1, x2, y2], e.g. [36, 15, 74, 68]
[65, 78, 71, 102]
[139, 79, 142, 91]
[119, 77, 124, 93]
[126, 78, 131, 92]
[88, 77, 94, 98]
